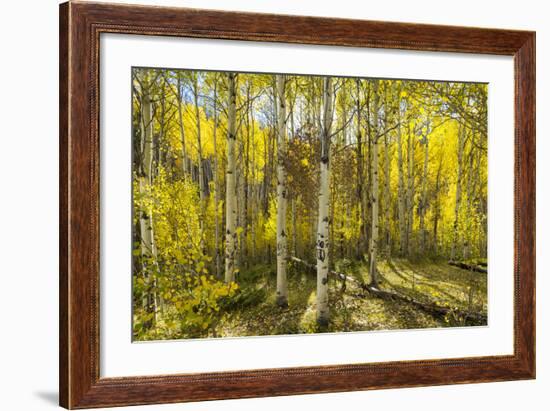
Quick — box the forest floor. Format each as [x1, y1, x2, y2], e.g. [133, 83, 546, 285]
[215, 258, 488, 338]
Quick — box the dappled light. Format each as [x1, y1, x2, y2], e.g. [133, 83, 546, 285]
[131, 68, 487, 340]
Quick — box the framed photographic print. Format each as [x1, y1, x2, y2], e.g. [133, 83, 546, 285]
[59, 1, 535, 408]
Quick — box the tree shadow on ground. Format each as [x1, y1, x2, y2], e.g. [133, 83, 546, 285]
[210, 258, 487, 338]
[381, 259, 484, 312]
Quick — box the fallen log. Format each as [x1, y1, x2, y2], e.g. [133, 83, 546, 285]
[291, 256, 487, 324]
[290, 256, 361, 285]
[448, 260, 487, 274]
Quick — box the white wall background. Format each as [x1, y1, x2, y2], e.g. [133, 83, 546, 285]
[0, 0, 546, 410]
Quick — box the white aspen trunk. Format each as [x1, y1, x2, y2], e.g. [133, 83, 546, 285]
[345, 190, 352, 258]
[250, 103, 257, 262]
[451, 125, 464, 261]
[240, 83, 252, 266]
[472, 138, 484, 258]
[395, 88, 407, 256]
[141, 92, 154, 184]
[364, 84, 372, 263]
[341, 81, 348, 145]
[419, 136, 429, 253]
[193, 74, 205, 202]
[383, 88, 391, 256]
[192, 74, 207, 258]
[176, 75, 189, 176]
[225, 73, 238, 283]
[275, 74, 289, 307]
[156, 78, 167, 178]
[432, 151, 444, 254]
[406, 126, 415, 256]
[138, 83, 158, 325]
[465, 125, 481, 259]
[290, 100, 295, 137]
[463, 146, 474, 260]
[316, 77, 333, 327]
[384, 134, 391, 256]
[369, 81, 380, 288]
[212, 77, 221, 278]
[355, 79, 366, 258]
[331, 181, 337, 259]
[235, 160, 242, 269]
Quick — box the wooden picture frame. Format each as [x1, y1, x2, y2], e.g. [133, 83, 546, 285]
[59, 1, 535, 408]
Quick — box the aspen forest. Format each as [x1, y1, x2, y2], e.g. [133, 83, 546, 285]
[132, 67, 488, 341]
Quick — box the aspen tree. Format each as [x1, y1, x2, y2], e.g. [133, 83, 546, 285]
[225, 73, 238, 283]
[176, 74, 189, 176]
[451, 125, 465, 261]
[383, 84, 392, 256]
[406, 124, 415, 256]
[137, 72, 158, 326]
[192, 73, 206, 201]
[419, 120, 430, 253]
[395, 84, 407, 256]
[211, 74, 221, 278]
[316, 77, 333, 326]
[275, 74, 289, 307]
[369, 81, 380, 288]
[355, 79, 366, 258]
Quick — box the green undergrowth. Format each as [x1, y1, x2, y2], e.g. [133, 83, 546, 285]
[141, 258, 487, 340]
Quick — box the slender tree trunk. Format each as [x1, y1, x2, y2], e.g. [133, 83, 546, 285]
[275, 75, 289, 307]
[463, 127, 479, 260]
[383, 87, 391, 257]
[406, 125, 415, 257]
[432, 149, 444, 254]
[212, 77, 221, 278]
[235, 156, 242, 268]
[225, 73, 238, 283]
[472, 137, 484, 258]
[451, 125, 465, 261]
[316, 77, 333, 327]
[192, 74, 207, 258]
[193, 74, 206, 201]
[176, 75, 189, 176]
[330, 178, 336, 263]
[341, 81, 348, 145]
[156, 78, 167, 178]
[262, 128, 270, 216]
[289, 83, 296, 138]
[395, 86, 407, 256]
[250, 101, 257, 263]
[242, 84, 251, 265]
[153, 78, 167, 315]
[292, 196, 298, 257]
[138, 82, 158, 327]
[419, 135, 429, 253]
[369, 81, 380, 288]
[463, 145, 475, 260]
[364, 83, 372, 263]
[355, 79, 365, 258]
